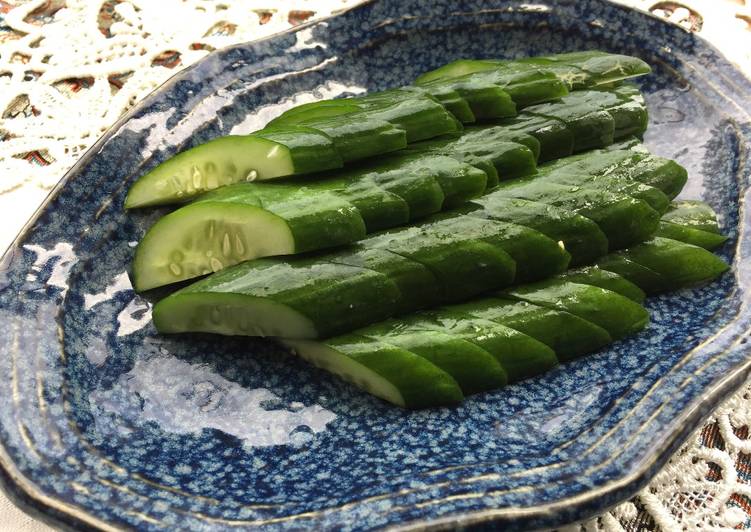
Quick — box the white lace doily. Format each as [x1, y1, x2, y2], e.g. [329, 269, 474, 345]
[1, 1, 751, 530]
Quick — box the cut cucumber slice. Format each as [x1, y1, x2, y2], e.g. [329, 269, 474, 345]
[503, 280, 649, 339]
[450, 297, 612, 361]
[326, 247, 441, 314]
[470, 196, 609, 266]
[599, 237, 730, 293]
[153, 258, 403, 338]
[555, 266, 646, 303]
[655, 221, 728, 250]
[284, 337, 464, 408]
[493, 179, 661, 250]
[305, 116, 406, 162]
[133, 202, 295, 292]
[419, 310, 559, 382]
[359, 326, 508, 395]
[132, 185, 368, 291]
[662, 200, 723, 233]
[125, 132, 337, 208]
[503, 114, 574, 162]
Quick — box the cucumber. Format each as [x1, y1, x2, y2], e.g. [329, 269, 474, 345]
[367, 153, 487, 210]
[460, 68, 569, 108]
[662, 200, 723, 233]
[527, 106, 614, 152]
[409, 134, 537, 186]
[503, 280, 649, 339]
[363, 228, 517, 302]
[596, 237, 730, 293]
[416, 310, 559, 381]
[124, 130, 342, 208]
[266, 100, 361, 126]
[540, 148, 687, 201]
[655, 222, 728, 250]
[469, 196, 609, 266]
[355, 95, 463, 142]
[132, 184, 367, 291]
[492, 179, 661, 250]
[269, 92, 461, 143]
[326, 247, 441, 314]
[503, 114, 574, 161]
[358, 325, 508, 394]
[284, 337, 464, 408]
[449, 297, 612, 361]
[153, 258, 403, 338]
[303, 116, 406, 162]
[404, 85, 476, 123]
[594, 254, 664, 293]
[538, 167, 671, 214]
[368, 215, 570, 284]
[338, 180, 410, 232]
[554, 266, 646, 303]
[414, 51, 651, 88]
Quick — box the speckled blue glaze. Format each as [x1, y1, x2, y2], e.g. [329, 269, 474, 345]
[0, 0, 750, 530]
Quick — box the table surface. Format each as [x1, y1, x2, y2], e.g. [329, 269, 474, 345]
[1, 0, 750, 530]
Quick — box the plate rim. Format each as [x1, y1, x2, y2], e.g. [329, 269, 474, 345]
[0, 0, 750, 530]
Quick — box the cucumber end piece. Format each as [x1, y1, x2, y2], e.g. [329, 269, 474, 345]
[153, 293, 318, 338]
[125, 136, 296, 209]
[283, 339, 407, 408]
[133, 202, 295, 291]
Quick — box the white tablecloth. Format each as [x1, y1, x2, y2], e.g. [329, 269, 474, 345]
[1, 0, 750, 530]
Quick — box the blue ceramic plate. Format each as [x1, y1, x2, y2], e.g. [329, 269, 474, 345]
[1, 0, 750, 530]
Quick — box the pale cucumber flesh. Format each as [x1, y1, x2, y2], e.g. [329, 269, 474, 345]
[125, 136, 296, 208]
[133, 202, 295, 292]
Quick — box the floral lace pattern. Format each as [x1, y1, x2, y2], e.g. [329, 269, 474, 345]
[1, 1, 750, 530]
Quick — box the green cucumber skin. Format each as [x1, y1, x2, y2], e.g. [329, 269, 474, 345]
[321, 335, 465, 408]
[594, 254, 665, 293]
[449, 297, 612, 362]
[538, 170, 671, 214]
[503, 280, 649, 340]
[358, 96, 462, 142]
[417, 310, 559, 382]
[374, 239, 517, 303]
[554, 266, 646, 303]
[252, 126, 344, 175]
[469, 196, 610, 266]
[269, 93, 461, 143]
[414, 51, 651, 88]
[597, 237, 729, 293]
[369, 216, 570, 285]
[492, 180, 661, 250]
[655, 221, 728, 250]
[325, 247, 441, 315]
[413, 85, 476, 123]
[539, 148, 687, 202]
[503, 115, 574, 162]
[305, 117, 407, 162]
[662, 200, 723, 233]
[358, 327, 508, 395]
[528, 108, 615, 152]
[266, 101, 360, 127]
[155, 258, 403, 338]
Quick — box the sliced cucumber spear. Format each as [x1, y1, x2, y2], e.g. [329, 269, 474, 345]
[132, 91, 657, 290]
[501, 280, 649, 340]
[286, 234, 726, 409]
[655, 201, 728, 250]
[415, 50, 651, 89]
[151, 214, 569, 338]
[595, 237, 730, 293]
[283, 336, 465, 409]
[126, 52, 650, 209]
